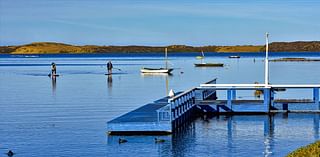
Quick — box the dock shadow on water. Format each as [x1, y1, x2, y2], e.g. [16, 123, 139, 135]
[107, 113, 320, 157]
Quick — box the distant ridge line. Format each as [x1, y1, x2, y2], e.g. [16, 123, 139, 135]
[1, 41, 320, 54]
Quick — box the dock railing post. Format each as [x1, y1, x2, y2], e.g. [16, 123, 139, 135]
[157, 110, 160, 123]
[232, 88, 236, 100]
[313, 87, 319, 107]
[270, 89, 275, 110]
[227, 89, 232, 110]
[265, 32, 269, 87]
[264, 88, 270, 112]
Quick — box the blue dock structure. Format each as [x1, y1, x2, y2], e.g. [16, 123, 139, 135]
[107, 80, 320, 134]
[107, 33, 320, 134]
[107, 79, 217, 135]
[198, 84, 320, 113]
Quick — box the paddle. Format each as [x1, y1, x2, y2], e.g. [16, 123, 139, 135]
[113, 67, 122, 71]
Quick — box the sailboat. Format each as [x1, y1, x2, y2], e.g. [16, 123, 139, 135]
[140, 48, 174, 73]
[196, 50, 204, 59]
[194, 51, 224, 67]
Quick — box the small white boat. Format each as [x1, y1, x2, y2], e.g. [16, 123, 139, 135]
[140, 48, 174, 74]
[229, 55, 240, 58]
[140, 67, 173, 73]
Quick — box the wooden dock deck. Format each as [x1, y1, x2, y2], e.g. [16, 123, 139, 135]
[107, 96, 173, 135]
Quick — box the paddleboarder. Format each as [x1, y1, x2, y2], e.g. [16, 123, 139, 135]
[51, 62, 57, 76]
[107, 60, 113, 74]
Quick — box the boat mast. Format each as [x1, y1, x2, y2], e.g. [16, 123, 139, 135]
[165, 47, 168, 69]
[265, 32, 269, 86]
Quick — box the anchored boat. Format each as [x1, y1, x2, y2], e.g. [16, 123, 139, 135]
[140, 67, 173, 73]
[140, 48, 173, 74]
[229, 55, 240, 58]
[194, 51, 224, 67]
[194, 63, 224, 67]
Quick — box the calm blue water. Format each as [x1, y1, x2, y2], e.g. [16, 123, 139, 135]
[0, 52, 320, 157]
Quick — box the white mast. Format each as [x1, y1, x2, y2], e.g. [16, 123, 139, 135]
[265, 32, 269, 86]
[165, 47, 168, 69]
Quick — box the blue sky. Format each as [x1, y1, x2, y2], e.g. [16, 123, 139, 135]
[0, 0, 319, 46]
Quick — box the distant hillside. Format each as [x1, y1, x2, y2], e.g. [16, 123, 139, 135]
[0, 41, 319, 54]
[216, 45, 263, 52]
[262, 41, 320, 52]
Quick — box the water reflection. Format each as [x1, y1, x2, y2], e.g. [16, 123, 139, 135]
[51, 76, 56, 95]
[263, 115, 275, 157]
[107, 75, 112, 88]
[170, 113, 319, 157]
[314, 114, 319, 139]
[227, 116, 234, 155]
[106, 75, 113, 95]
[105, 113, 320, 156]
[140, 73, 172, 96]
[172, 119, 197, 157]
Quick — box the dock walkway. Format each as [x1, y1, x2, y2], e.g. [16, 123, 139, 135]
[107, 96, 174, 134]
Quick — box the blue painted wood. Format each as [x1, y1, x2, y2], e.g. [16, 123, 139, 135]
[273, 103, 319, 111]
[107, 96, 173, 133]
[263, 88, 270, 111]
[270, 90, 275, 109]
[227, 89, 232, 110]
[168, 89, 197, 129]
[314, 87, 319, 106]
[283, 103, 289, 111]
[232, 89, 236, 100]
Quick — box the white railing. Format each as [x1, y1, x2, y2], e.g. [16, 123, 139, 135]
[168, 88, 196, 121]
[156, 104, 171, 122]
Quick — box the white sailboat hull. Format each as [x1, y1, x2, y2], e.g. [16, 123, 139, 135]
[141, 48, 174, 74]
[140, 68, 173, 73]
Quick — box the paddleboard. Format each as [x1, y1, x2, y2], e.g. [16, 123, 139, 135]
[48, 74, 60, 77]
[105, 72, 127, 75]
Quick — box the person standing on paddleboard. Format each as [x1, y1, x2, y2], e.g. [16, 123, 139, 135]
[51, 62, 57, 76]
[107, 60, 113, 74]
